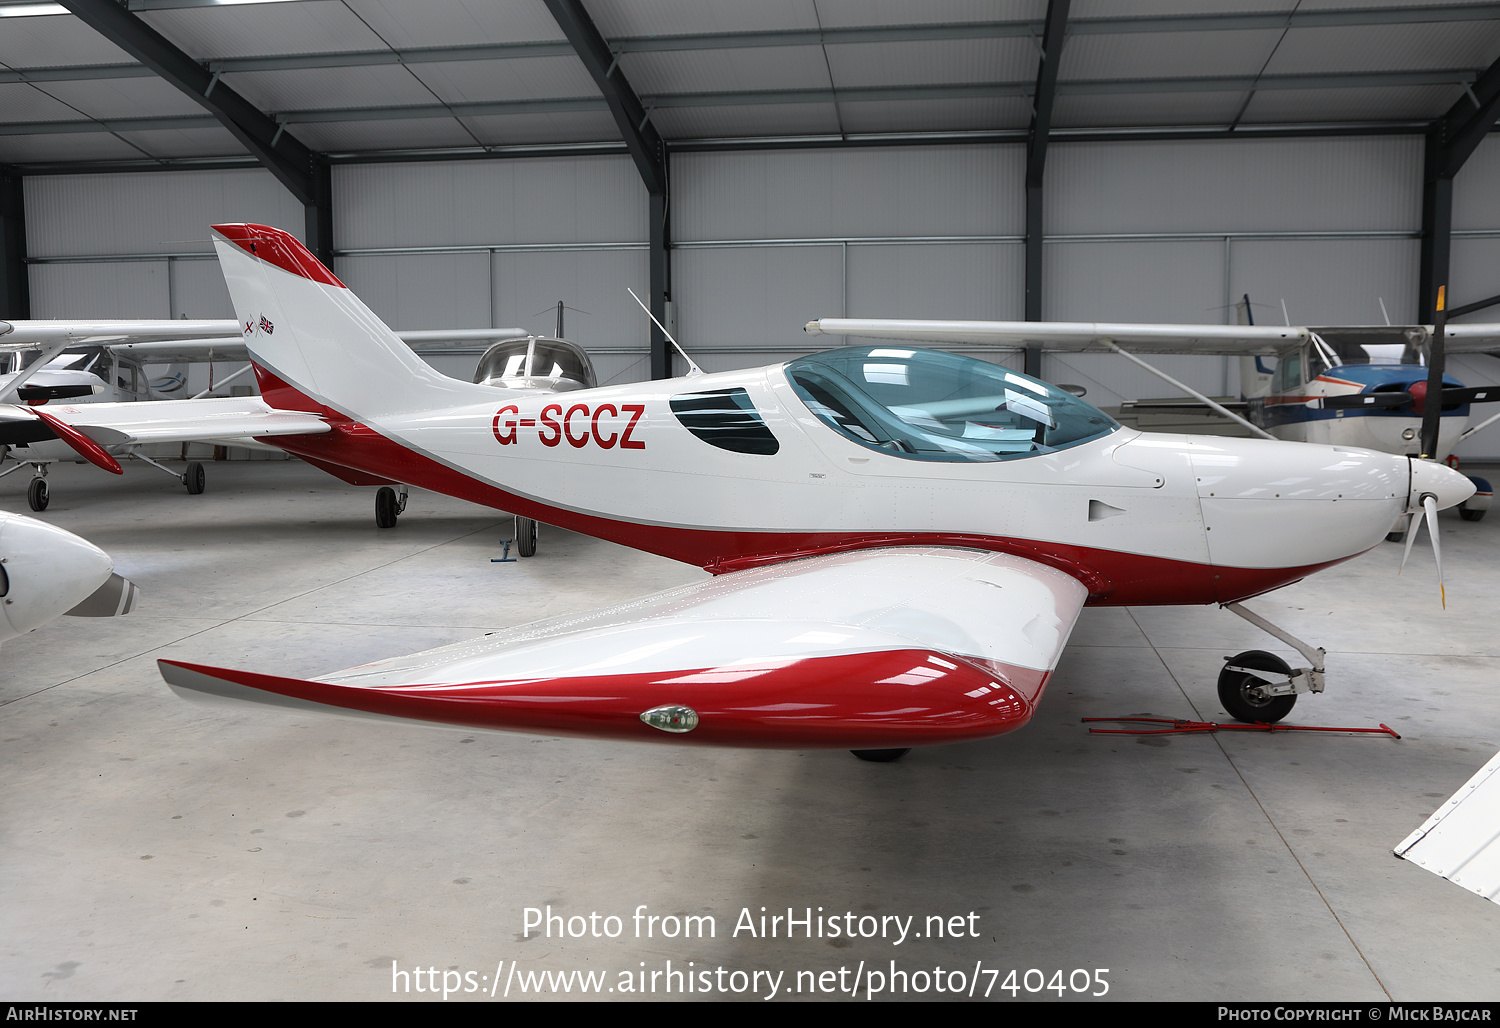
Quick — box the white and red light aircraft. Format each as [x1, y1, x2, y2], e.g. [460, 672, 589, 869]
[156, 224, 1473, 760]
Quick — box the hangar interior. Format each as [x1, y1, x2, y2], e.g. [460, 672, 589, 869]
[2, 0, 1499, 1003]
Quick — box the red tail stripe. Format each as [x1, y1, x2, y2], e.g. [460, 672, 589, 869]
[212, 223, 345, 288]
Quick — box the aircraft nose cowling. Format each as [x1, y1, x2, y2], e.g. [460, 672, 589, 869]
[0, 513, 115, 641]
[1189, 438, 1410, 574]
[1408, 458, 1475, 512]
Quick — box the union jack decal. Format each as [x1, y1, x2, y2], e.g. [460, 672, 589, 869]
[258, 314, 275, 335]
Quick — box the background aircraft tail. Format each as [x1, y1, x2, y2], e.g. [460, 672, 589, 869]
[210, 224, 483, 418]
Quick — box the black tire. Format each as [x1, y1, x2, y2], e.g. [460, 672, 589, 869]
[1385, 530, 1406, 542]
[183, 461, 205, 495]
[27, 477, 47, 512]
[375, 486, 399, 529]
[515, 516, 537, 557]
[1218, 649, 1296, 724]
[851, 748, 910, 763]
[1459, 505, 1484, 522]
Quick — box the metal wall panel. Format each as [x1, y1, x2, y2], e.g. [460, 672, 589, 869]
[1454, 136, 1500, 232]
[1045, 239, 1228, 323]
[25, 170, 304, 258]
[29, 260, 169, 318]
[338, 252, 492, 331]
[1047, 137, 1422, 235]
[492, 248, 651, 354]
[1450, 235, 1500, 322]
[845, 242, 1023, 320]
[674, 245, 843, 367]
[168, 257, 235, 320]
[334, 158, 647, 249]
[673, 146, 1026, 241]
[1228, 237, 1419, 326]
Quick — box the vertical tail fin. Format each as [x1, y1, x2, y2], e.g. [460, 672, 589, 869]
[211, 224, 479, 417]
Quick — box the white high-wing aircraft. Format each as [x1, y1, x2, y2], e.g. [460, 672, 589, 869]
[0, 509, 137, 643]
[0, 319, 525, 511]
[153, 224, 1474, 760]
[804, 317, 1500, 521]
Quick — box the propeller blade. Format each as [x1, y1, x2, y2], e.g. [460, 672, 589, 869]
[1424, 493, 1445, 609]
[1320, 391, 1412, 409]
[1420, 285, 1447, 458]
[1399, 508, 1422, 574]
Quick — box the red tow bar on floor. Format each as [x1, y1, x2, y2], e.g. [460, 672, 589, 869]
[1083, 717, 1400, 739]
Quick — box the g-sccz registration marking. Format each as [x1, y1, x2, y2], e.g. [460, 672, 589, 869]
[492, 403, 647, 449]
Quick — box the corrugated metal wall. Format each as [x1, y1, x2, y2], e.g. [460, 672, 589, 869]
[21, 136, 1500, 452]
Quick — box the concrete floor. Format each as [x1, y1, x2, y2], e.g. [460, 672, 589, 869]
[2, 458, 1498, 1002]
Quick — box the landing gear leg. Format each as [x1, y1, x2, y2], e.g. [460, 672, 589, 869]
[27, 474, 48, 512]
[375, 485, 408, 529]
[1217, 602, 1326, 724]
[514, 516, 537, 557]
[130, 450, 206, 495]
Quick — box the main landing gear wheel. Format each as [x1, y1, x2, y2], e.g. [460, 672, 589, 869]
[182, 461, 205, 495]
[514, 516, 537, 557]
[1459, 505, 1485, 522]
[375, 486, 400, 529]
[27, 477, 48, 512]
[1218, 649, 1296, 724]
[851, 748, 911, 762]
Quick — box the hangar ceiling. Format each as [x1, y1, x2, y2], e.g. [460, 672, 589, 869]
[1, 0, 1499, 171]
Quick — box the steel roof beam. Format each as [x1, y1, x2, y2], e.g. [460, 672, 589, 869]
[110, 1, 1500, 33]
[3, 68, 1485, 137]
[17, 3, 1500, 83]
[1025, 0, 1069, 370]
[541, 0, 670, 379]
[55, 0, 334, 264]
[0, 166, 27, 320]
[1420, 50, 1500, 320]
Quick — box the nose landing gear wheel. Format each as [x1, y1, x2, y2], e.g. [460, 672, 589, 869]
[27, 477, 48, 512]
[514, 516, 537, 557]
[1218, 649, 1296, 724]
[182, 461, 205, 495]
[851, 748, 910, 762]
[375, 486, 399, 529]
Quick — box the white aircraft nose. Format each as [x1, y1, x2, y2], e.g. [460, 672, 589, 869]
[0, 512, 115, 641]
[1408, 458, 1476, 513]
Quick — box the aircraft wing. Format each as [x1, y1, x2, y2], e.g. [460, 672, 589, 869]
[0, 396, 330, 448]
[804, 318, 1307, 354]
[1435, 323, 1500, 352]
[0, 320, 240, 348]
[109, 327, 528, 365]
[160, 547, 1088, 750]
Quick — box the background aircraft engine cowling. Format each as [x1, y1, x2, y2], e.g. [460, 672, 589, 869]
[472, 336, 597, 393]
[0, 513, 115, 641]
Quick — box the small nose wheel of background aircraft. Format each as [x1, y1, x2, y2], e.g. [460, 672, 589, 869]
[514, 516, 537, 557]
[1218, 650, 1297, 724]
[375, 485, 409, 529]
[27, 476, 48, 512]
[182, 461, 205, 495]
